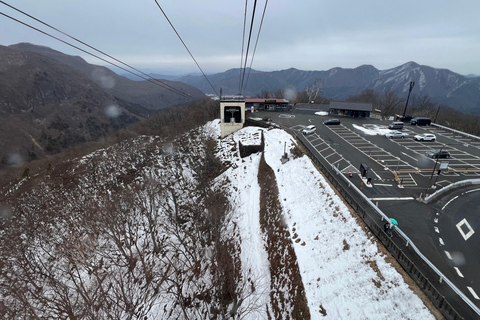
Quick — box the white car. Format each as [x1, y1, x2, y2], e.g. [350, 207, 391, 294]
[384, 131, 407, 139]
[302, 125, 316, 135]
[414, 133, 436, 141]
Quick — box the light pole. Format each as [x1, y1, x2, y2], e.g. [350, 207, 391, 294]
[425, 145, 444, 197]
[402, 81, 415, 119]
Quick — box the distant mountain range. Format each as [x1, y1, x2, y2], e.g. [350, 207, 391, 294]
[123, 62, 480, 115]
[0, 43, 205, 168]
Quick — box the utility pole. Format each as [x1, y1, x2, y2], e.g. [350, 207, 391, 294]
[402, 81, 415, 119]
[433, 105, 441, 123]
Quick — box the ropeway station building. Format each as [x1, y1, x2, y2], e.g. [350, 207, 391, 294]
[220, 96, 245, 138]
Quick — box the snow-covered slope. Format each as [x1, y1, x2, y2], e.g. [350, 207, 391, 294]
[0, 119, 436, 319]
[217, 122, 435, 319]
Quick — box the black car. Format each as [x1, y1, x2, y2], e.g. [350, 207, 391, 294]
[425, 149, 450, 159]
[323, 119, 340, 125]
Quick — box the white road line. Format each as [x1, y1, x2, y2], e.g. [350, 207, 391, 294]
[467, 287, 480, 300]
[466, 188, 480, 194]
[454, 267, 464, 278]
[439, 238, 444, 245]
[444, 251, 452, 259]
[369, 197, 414, 201]
[373, 183, 393, 186]
[456, 218, 475, 241]
[401, 152, 419, 161]
[442, 196, 458, 210]
[369, 169, 382, 180]
[434, 227, 439, 233]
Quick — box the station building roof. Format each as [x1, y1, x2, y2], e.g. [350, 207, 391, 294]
[245, 98, 289, 104]
[329, 101, 372, 111]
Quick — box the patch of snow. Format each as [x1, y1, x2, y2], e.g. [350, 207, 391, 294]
[352, 123, 392, 136]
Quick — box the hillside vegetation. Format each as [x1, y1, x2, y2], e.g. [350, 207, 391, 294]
[0, 43, 206, 170]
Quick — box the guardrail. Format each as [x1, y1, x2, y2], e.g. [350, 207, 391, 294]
[246, 118, 479, 320]
[330, 164, 480, 319]
[431, 123, 480, 141]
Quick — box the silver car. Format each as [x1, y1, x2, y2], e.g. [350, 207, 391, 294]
[384, 131, 407, 139]
[302, 125, 316, 135]
[414, 133, 436, 141]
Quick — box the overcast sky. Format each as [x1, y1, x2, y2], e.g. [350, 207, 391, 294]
[1, 0, 479, 76]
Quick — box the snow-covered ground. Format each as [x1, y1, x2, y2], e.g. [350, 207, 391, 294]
[210, 120, 435, 319]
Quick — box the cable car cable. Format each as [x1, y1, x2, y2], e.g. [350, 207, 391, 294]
[0, 11, 196, 100]
[239, 0, 258, 96]
[238, 0, 248, 95]
[0, 1, 195, 100]
[152, 0, 218, 96]
[242, 0, 268, 95]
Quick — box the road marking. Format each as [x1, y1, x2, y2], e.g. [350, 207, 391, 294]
[439, 238, 444, 245]
[456, 218, 475, 241]
[369, 197, 414, 201]
[369, 169, 382, 180]
[434, 218, 438, 223]
[442, 196, 458, 210]
[465, 188, 480, 194]
[373, 183, 393, 186]
[401, 152, 419, 161]
[444, 251, 452, 259]
[454, 267, 464, 278]
[467, 287, 480, 300]
[434, 227, 439, 233]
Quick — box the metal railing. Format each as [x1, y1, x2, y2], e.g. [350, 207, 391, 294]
[331, 164, 480, 318]
[431, 123, 480, 141]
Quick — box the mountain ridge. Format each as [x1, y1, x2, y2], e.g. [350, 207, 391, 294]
[125, 62, 480, 114]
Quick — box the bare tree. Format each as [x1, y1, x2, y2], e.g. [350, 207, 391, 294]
[305, 79, 324, 103]
[380, 91, 404, 117]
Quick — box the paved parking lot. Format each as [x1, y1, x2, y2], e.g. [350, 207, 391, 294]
[250, 109, 480, 309]
[285, 114, 480, 194]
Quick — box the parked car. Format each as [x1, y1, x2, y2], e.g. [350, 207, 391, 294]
[384, 131, 407, 139]
[410, 117, 431, 126]
[302, 125, 316, 135]
[414, 133, 436, 141]
[323, 119, 340, 125]
[388, 121, 404, 130]
[425, 149, 450, 159]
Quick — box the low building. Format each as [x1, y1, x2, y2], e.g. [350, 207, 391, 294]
[245, 98, 290, 112]
[329, 101, 372, 118]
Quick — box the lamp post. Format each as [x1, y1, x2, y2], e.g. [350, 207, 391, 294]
[402, 81, 415, 119]
[425, 145, 444, 197]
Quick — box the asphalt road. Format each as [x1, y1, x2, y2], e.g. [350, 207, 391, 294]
[249, 107, 480, 315]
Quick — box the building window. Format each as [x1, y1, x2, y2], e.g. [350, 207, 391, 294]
[224, 106, 241, 123]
